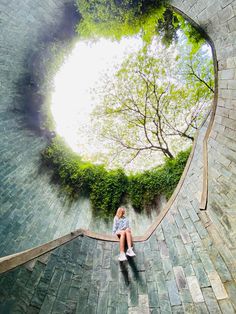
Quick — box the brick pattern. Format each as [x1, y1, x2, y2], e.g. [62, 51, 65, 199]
[1, 181, 236, 313]
[171, 0, 236, 249]
[0, 0, 235, 256]
[1, 0, 236, 312]
[0, 0, 92, 257]
[1, 119, 236, 313]
[0, 0, 161, 257]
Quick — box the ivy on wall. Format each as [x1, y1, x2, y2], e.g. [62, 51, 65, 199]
[41, 1, 208, 219]
[42, 137, 190, 218]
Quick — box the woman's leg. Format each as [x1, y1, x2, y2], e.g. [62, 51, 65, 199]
[125, 229, 132, 249]
[117, 230, 126, 252]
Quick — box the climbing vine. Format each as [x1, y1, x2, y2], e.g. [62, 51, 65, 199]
[42, 137, 191, 218]
[76, 0, 207, 51]
[42, 1, 211, 219]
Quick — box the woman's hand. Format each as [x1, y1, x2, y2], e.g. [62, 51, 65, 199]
[116, 230, 125, 236]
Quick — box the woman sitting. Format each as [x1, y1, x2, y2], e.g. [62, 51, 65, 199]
[112, 207, 136, 261]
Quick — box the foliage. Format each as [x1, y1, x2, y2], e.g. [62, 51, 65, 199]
[42, 136, 191, 217]
[44, 0, 212, 219]
[76, 0, 207, 53]
[91, 36, 213, 168]
[176, 14, 206, 55]
[156, 7, 180, 46]
[128, 147, 191, 211]
[76, 0, 167, 40]
[42, 137, 128, 218]
[156, 8, 206, 52]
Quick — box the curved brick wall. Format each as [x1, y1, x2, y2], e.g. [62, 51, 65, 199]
[0, 0, 170, 256]
[0, 0, 91, 257]
[1, 0, 236, 312]
[172, 0, 236, 253]
[0, 0, 236, 256]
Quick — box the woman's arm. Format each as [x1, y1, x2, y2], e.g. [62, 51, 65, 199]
[112, 216, 118, 235]
[125, 217, 130, 230]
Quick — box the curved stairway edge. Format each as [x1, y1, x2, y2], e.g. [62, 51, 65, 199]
[0, 125, 201, 274]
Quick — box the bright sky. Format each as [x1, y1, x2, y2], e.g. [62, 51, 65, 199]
[51, 36, 143, 156]
[51, 34, 213, 171]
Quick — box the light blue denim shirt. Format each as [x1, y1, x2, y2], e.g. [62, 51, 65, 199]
[112, 216, 129, 235]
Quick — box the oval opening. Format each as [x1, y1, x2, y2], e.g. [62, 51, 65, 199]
[42, 4, 215, 236]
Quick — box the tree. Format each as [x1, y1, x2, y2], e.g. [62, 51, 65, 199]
[91, 36, 214, 169]
[76, 0, 167, 40]
[76, 1, 207, 54]
[156, 7, 180, 46]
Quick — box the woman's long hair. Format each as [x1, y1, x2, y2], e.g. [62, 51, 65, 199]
[116, 207, 125, 219]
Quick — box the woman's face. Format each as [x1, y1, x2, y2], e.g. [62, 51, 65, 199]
[122, 208, 125, 216]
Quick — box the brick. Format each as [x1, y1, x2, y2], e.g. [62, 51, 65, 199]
[228, 16, 236, 32]
[108, 281, 118, 308]
[219, 79, 228, 89]
[179, 207, 189, 220]
[220, 89, 233, 99]
[88, 281, 99, 308]
[156, 227, 165, 241]
[195, 302, 209, 314]
[174, 237, 188, 258]
[171, 305, 184, 314]
[192, 262, 210, 288]
[167, 280, 181, 306]
[139, 294, 149, 308]
[128, 281, 139, 307]
[225, 282, 236, 309]
[192, 233, 204, 249]
[37, 294, 56, 314]
[158, 298, 171, 314]
[206, 2, 221, 17]
[117, 293, 128, 314]
[219, 69, 235, 80]
[202, 287, 221, 313]
[151, 250, 162, 272]
[31, 281, 48, 308]
[214, 254, 233, 283]
[194, 221, 208, 239]
[149, 235, 159, 251]
[129, 306, 150, 314]
[174, 213, 185, 229]
[179, 289, 193, 304]
[227, 57, 236, 68]
[184, 264, 195, 277]
[52, 299, 67, 313]
[185, 244, 200, 263]
[173, 266, 187, 290]
[182, 302, 196, 313]
[219, 5, 235, 23]
[159, 241, 169, 259]
[155, 271, 168, 297]
[97, 291, 109, 314]
[162, 258, 173, 281]
[228, 79, 236, 90]
[219, 299, 235, 314]
[179, 228, 192, 244]
[220, 0, 234, 8]
[216, 106, 230, 117]
[208, 272, 228, 300]
[186, 276, 204, 303]
[102, 250, 111, 269]
[147, 282, 159, 308]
